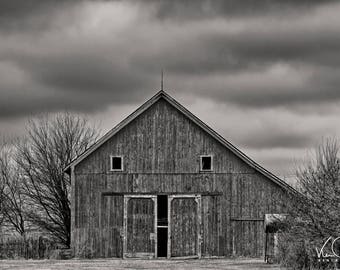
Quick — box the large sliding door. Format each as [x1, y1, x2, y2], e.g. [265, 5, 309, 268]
[123, 195, 157, 258]
[122, 194, 202, 259]
[168, 195, 202, 258]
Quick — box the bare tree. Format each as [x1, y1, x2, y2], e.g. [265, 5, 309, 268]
[278, 138, 340, 268]
[0, 142, 26, 236]
[293, 138, 340, 238]
[15, 113, 99, 247]
[0, 152, 6, 228]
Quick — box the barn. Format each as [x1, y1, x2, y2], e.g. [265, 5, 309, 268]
[65, 90, 295, 259]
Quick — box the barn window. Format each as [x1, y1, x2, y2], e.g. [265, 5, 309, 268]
[110, 155, 123, 171]
[200, 155, 213, 171]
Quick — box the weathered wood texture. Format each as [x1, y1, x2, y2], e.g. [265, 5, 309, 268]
[170, 198, 198, 257]
[202, 195, 222, 257]
[232, 220, 265, 257]
[72, 98, 288, 258]
[126, 198, 155, 256]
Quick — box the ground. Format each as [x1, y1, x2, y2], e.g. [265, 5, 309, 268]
[0, 259, 282, 270]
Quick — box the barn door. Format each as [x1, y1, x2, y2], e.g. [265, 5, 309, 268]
[168, 195, 202, 259]
[123, 195, 157, 258]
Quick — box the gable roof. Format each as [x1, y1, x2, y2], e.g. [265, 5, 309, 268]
[65, 90, 297, 194]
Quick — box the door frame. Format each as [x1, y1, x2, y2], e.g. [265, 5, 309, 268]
[123, 195, 157, 258]
[167, 194, 202, 259]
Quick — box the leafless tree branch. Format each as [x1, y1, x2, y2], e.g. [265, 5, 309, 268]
[15, 113, 99, 247]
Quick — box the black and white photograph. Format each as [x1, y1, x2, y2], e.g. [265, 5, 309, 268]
[1, 1, 340, 269]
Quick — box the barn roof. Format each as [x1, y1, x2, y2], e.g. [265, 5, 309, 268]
[65, 90, 296, 193]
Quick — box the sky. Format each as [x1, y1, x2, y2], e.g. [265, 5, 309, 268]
[1, 0, 340, 184]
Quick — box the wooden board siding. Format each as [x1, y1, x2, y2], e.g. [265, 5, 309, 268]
[75, 99, 253, 175]
[232, 220, 265, 257]
[202, 195, 222, 257]
[73, 193, 123, 258]
[101, 195, 123, 258]
[72, 98, 289, 258]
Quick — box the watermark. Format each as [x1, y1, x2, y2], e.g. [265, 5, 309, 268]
[315, 236, 340, 268]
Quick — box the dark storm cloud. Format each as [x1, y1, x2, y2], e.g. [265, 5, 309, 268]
[2, 0, 330, 32]
[22, 52, 156, 96]
[0, 60, 154, 119]
[1, 0, 340, 115]
[236, 126, 315, 149]
[1, 0, 340, 177]
[0, 0, 78, 32]
[0, 46, 159, 116]
[193, 67, 340, 108]
[157, 9, 340, 74]
[152, 0, 337, 20]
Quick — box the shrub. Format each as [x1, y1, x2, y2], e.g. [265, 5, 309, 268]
[0, 235, 58, 259]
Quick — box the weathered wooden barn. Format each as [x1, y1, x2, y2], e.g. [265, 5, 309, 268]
[65, 91, 295, 259]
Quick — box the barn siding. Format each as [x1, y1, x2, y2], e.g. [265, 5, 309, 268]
[72, 98, 288, 258]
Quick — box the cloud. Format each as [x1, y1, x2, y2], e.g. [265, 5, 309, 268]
[179, 64, 340, 108]
[152, 0, 337, 21]
[0, 0, 78, 33]
[1, 0, 340, 177]
[246, 147, 306, 177]
[187, 98, 340, 150]
[1, 1, 340, 119]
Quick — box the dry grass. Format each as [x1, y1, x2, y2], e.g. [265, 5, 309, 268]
[0, 258, 283, 270]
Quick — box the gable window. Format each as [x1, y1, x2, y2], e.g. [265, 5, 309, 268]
[110, 155, 123, 171]
[200, 155, 213, 171]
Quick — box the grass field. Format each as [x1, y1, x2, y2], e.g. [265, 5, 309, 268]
[0, 258, 282, 270]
